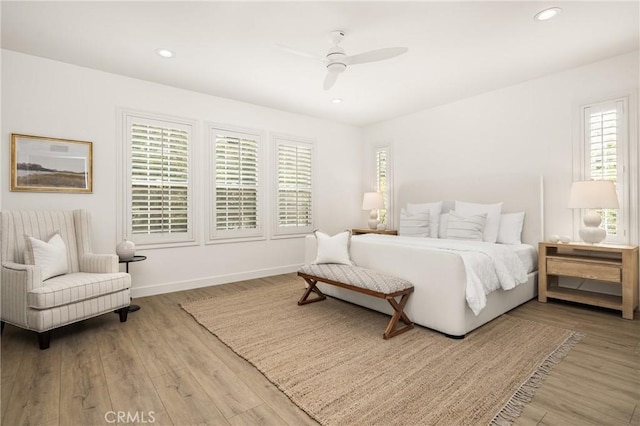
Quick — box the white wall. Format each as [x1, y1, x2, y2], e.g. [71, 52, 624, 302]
[363, 51, 639, 244]
[1, 50, 363, 296]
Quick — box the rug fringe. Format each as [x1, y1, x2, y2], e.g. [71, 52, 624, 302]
[489, 331, 585, 426]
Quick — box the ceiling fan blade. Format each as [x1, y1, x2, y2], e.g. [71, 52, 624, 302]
[323, 70, 340, 90]
[276, 44, 327, 62]
[344, 47, 408, 65]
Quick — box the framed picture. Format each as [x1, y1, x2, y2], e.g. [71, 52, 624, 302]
[10, 134, 93, 193]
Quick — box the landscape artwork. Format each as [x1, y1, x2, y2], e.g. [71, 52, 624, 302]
[10, 134, 93, 193]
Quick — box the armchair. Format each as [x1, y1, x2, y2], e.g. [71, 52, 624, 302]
[1, 210, 131, 349]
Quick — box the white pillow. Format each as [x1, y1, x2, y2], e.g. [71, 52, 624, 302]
[497, 212, 526, 245]
[438, 213, 449, 238]
[406, 201, 442, 238]
[399, 209, 430, 237]
[445, 211, 487, 241]
[24, 232, 68, 280]
[454, 201, 503, 243]
[313, 230, 353, 265]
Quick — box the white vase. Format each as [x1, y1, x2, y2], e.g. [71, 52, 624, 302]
[116, 238, 135, 260]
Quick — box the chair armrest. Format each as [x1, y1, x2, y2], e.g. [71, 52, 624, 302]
[2, 262, 43, 291]
[79, 254, 119, 273]
[1, 263, 43, 327]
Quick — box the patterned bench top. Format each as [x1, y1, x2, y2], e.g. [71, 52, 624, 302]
[298, 264, 413, 295]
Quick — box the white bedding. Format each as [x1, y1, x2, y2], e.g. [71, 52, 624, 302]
[511, 244, 538, 274]
[354, 235, 530, 315]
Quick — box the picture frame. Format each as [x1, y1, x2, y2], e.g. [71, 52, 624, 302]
[10, 134, 93, 193]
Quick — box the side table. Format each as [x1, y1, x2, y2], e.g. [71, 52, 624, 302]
[119, 255, 147, 313]
[538, 242, 639, 319]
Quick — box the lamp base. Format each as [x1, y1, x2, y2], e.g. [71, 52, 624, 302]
[579, 227, 606, 244]
[579, 211, 606, 244]
[368, 209, 379, 230]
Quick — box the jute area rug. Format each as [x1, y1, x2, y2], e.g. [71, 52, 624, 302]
[181, 280, 582, 426]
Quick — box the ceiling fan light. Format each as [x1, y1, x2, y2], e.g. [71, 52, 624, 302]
[534, 7, 562, 21]
[327, 62, 347, 73]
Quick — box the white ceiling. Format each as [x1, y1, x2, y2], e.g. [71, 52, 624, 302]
[2, 2, 638, 126]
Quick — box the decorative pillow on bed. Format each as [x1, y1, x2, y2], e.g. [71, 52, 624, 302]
[313, 230, 353, 265]
[454, 201, 503, 243]
[497, 212, 526, 245]
[24, 231, 69, 280]
[399, 209, 430, 237]
[445, 211, 487, 241]
[438, 213, 449, 238]
[406, 201, 442, 238]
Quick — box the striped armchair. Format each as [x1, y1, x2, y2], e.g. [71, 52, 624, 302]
[1, 210, 131, 349]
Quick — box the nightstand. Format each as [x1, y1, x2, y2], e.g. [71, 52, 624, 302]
[538, 242, 639, 319]
[351, 228, 398, 236]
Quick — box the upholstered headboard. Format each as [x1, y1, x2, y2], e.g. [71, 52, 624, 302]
[397, 175, 544, 246]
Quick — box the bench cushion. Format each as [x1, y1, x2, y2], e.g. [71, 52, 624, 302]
[299, 264, 413, 295]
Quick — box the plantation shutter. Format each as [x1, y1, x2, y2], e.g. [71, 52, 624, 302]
[213, 129, 261, 238]
[375, 148, 389, 225]
[276, 139, 313, 233]
[584, 101, 624, 238]
[130, 120, 190, 238]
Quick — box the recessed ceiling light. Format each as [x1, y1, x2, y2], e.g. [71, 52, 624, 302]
[534, 7, 562, 21]
[155, 48, 174, 58]
[331, 98, 343, 104]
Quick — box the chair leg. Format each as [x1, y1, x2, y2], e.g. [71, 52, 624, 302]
[118, 307, 129, 323]
[1, 321, 5, 335]
[38, 330, 52, 350]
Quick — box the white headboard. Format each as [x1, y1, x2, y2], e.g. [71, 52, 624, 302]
[397, 175, 544, 246]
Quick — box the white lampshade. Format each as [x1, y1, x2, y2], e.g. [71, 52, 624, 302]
[568, 180, 619, 209]
[362, 192, 385, 210]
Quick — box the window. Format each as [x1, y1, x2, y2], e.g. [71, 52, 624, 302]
[373, 144, 393, 228]
[577, 97, 630, 243]
[375, 146, 390, 226]
[122, 112, 195, 247]
[274, 134, 314, 236]
[209, 125, 263, 241]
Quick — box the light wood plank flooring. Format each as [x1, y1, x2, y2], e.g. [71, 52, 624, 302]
[1, 273, 638, 425]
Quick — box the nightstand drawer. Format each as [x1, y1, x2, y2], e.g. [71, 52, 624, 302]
[547, 258, 621, 282]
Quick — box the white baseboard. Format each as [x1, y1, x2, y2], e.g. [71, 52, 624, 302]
[130, 264, 303, 298]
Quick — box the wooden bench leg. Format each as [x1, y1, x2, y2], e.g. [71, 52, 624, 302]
[298, 278, 327, 305]
[383, 293, 414, 339]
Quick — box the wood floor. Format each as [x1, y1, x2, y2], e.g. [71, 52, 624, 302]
[1, 273, 638, 425]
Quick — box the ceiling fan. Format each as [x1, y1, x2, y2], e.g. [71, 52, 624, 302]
[279, 30, 408, 90]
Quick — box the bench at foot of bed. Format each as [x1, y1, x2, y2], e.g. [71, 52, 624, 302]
[297, 264, 415, 339]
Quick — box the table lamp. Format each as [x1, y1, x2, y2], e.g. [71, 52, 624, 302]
[362, 192, 385, 229]
[568, 180, 619, 244]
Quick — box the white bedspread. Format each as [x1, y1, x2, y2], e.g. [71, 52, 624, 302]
[354, 235, 529, 315]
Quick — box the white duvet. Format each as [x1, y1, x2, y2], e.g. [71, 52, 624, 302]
[355, 235, 529, 315]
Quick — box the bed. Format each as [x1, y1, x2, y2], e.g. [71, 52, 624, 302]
[304, 175, 544, 337]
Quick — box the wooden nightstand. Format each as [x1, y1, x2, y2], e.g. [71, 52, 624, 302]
[351, 228, 398, 236]
[538, 242, 639, 319]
